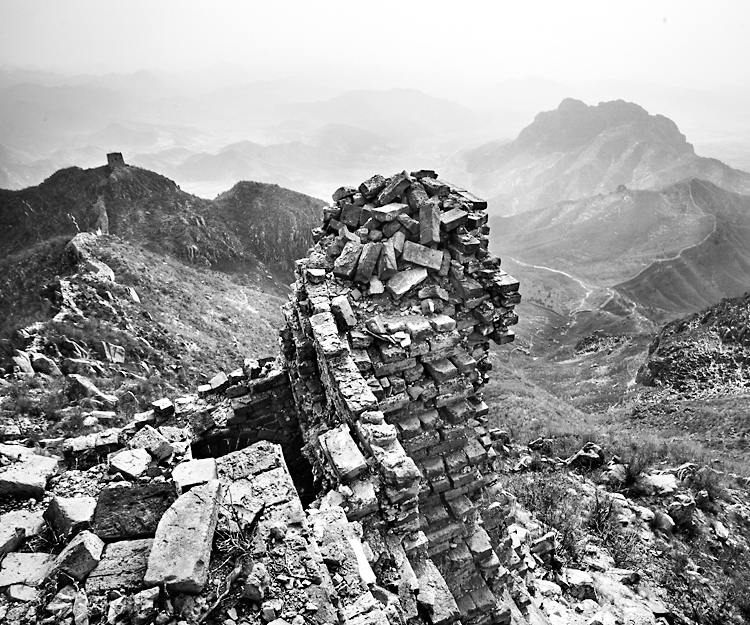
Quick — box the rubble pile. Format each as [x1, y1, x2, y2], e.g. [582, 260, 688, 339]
[0, 170, 538, 625]
[280, 170, 525, 624]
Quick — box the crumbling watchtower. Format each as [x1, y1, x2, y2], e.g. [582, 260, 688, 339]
[106, 152, 126, 170]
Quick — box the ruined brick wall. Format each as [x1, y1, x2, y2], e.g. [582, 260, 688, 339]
[279, 170, 525, 625]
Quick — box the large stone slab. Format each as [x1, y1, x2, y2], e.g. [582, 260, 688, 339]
[54, 530, 104, 581]
[216, 441, 284, 481]
[172, 458, 218, 493]
[144, 480, 222, 593]
[85, 539, 153, 593]
[0, 510, 45, 557]
[0, 444, 58, 499]
[93, 482, 177, 540]
[0, 552, 55, 588]
[386, 268, 428, 299]
[410, 556, 460, 625]
[109, 448, 151, 479]
[401, 241, 444, 271]
[44, 496, 97, 538]
[371, 203, 409, 222]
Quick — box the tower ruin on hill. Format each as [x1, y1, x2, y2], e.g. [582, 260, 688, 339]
[106, 152, 126, 170]
[192, 169, 526, 624]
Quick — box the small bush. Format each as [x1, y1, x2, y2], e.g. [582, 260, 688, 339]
[586, 489, 643, 568]
[503, 472, 585, 563]
[690, 467, 726, 507]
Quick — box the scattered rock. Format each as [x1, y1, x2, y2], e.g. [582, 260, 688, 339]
[92, 482, 177, 539]
[85, 539, 153, 593]
[0, 444, 58, 499]
[144, 480, 222, 593]
[0, 552, 55, 587]
[53, 530, 105, 581]
[44, 496, 97, 538]
[109, 448, 151, 479]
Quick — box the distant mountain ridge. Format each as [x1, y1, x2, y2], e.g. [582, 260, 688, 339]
[0, 162, 325, 271]
[496, 178, 750, 318]
[465, 98, 750, 215]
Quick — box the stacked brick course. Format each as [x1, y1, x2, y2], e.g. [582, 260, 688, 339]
[281, 170, 524, 624]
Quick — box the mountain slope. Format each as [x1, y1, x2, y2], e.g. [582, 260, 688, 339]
[0, 163, 325, 271]
[614, 179, 750, 315]
[466, 99, 750, 215]
[636, 291, 750, 401]
[494, 178, 750, 318]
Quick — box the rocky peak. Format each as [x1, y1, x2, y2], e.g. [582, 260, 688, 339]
[515, 98, 691, 155]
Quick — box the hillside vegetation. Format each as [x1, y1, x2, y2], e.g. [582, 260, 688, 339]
[0, 163, 325, 273]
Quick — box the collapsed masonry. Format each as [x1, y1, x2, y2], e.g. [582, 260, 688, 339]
[275, 170, 525, 624]
[0, 170, 531, 625]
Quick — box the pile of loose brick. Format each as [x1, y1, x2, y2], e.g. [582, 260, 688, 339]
[281, 170, 526, 625]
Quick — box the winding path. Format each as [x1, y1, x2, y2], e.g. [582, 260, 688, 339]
[506, 256, 599, 313]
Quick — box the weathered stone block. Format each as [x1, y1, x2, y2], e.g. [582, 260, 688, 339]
[376, 172, 411, 206]
[387, 268, 428, 299]
[333, 240, 363, 280]
[0, 552, 55, 587]
[93, 482, 177, 540]
[354, 242, 383, 283]
[54, 530, 104, 581]
[0, 510, 45, 557]
[172, 458, 218, 493]
[372, 202, 410, 222]
[377, 241, 398, 281]
[309, 312, 347, 358]
[411, 556, 460, 625]
[391, 229, 407, 256]
[44, 496, 97, 539]
[321, 425, 368, 483]
[216, 441, 284, 480]
[86, 539, 153, 593]
[419, 200, 441, 246]
[128, 425, 173, 461]
[340, 203, 364, 228]
[440, 208, 468, 231]
[424, 359, 459, 383]
[110, 448, 151, 479]
[144, 480, 222, 593]
[401, 241, 444, 271]
[0, 445, 58, 499]
[429, 314, 457, 332]
[398, 214, 421, 235]
[333, 186, 357, 202]
[331, 295, 357, 328]
[359, 174, 387, 199]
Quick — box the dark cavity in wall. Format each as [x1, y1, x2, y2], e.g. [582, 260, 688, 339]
[191, 430, 318, 507]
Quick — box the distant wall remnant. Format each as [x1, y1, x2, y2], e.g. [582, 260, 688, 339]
[106, 152, 126, 170]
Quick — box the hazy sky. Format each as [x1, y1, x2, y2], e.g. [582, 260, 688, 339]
[1, 0, 749, 88]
